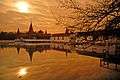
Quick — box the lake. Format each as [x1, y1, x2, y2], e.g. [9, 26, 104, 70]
[0, 43, 120, 80]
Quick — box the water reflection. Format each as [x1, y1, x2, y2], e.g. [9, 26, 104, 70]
[23, 43, 120, 72]
[22, 44, 50, 61]
[0, 43, 120, 72]
[14, 43, 70, 61]
[17, 47, 20, 54]
[0, 43, 120, 80]
[100, 54, 120, 72]
[17, 67, 28, 78]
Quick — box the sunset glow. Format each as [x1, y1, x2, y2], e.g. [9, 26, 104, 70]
[18, 68, 28, 77]
[0, 0, 120, 80]
[15, 1, 29, 13]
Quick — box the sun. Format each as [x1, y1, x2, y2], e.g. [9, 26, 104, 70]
[15, 1, 29, 13]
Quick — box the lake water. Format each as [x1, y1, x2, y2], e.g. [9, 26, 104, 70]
[0, 43, 120, 80]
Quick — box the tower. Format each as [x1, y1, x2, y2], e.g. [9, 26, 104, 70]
[28, 22, 34, 33]
[65, 27, 69, 34]
[16, 28, 20, 39]
[45, 30, 47, 34]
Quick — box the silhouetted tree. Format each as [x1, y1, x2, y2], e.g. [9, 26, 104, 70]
[0, 32, 16, 40]
[56, 0, 120, 32]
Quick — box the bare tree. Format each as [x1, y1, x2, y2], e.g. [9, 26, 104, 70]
[55, 0, 120, 32]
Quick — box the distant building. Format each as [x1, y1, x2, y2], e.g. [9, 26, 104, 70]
[28, 22, 34, 34]
[51, 33, 70, 43]
[16, 22, 51, 40]
[50, 28, 71, 43]
[75, 28, 120, 44]
[27, 22, 37, 39]
[16, 28, 20, 39]
[38, 30, 44, 34]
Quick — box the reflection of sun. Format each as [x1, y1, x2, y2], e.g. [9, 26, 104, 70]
[17, 68, 28, 77]
[15, 1, 29, 13]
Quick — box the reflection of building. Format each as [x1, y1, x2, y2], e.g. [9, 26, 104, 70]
[15, 44, 71, 62]
[24, 44, 51, 62]
[50, 43, 71, 57]
[16, 47, 20, 54]
[26, 47, 36, 62]
[100, 54, 120, 72]
[13, 42, 120, 68]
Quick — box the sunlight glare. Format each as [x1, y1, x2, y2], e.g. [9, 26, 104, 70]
[15, 1, 29, 13]
[18, 68, 28, 77]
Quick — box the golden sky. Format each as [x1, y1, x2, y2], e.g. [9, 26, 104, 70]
[0, 0, 91, 33]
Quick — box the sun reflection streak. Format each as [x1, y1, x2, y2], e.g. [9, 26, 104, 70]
[17, 67, 28, 78]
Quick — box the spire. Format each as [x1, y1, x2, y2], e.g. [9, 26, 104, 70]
[45, 30, 47, 34]
[28, 21, 34, 33]
[65, 27, 69, 34]
[17, 28, 20, 34]
[17, 28, 20, 39]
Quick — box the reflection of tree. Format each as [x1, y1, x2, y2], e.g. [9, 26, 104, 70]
[0, 32, 16, 40]
[100, 54, 120, 72]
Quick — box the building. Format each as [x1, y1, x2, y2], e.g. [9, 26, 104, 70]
[74, 28, 120, 45]
[51, 33, 71, 43]
[16, 22, 51, 40]
[50, 28, 72, 43]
